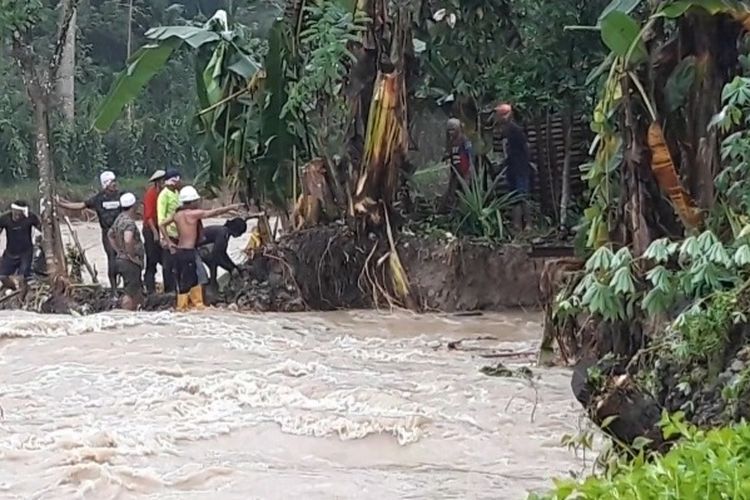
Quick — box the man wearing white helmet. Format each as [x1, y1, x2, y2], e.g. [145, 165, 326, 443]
[159, 185, 241, 311]
[57, 170, 122, 290]
[107, 192, 144, 310]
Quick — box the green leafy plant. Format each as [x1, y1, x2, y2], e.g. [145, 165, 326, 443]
[533, 414, 750, 499]
[93, 11, 264, 194]
[711, 75, 750, 236]
[557, 230, 745, 323]
[454, 168, 518, 242]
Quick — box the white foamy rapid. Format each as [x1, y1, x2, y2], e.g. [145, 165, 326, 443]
[0, 309, 582, 499]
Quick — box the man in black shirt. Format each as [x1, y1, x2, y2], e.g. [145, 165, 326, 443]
[198, 217, 247, 288]
[496, 103, 532, 231]
[0, 201, 41, 282]
[57, 171, 122, 290]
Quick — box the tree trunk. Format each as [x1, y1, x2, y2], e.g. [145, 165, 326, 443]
[682, 13, 738, 210]
[31, 91, 67, 279]
[126, 0, 134, 126]
[623, 77, 652, 255]
[55, 6, 76, 123]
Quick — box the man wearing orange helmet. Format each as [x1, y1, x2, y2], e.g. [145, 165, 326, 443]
[495, 103, 531, 231]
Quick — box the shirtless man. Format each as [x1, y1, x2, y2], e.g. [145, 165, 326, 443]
[159, 185, 241, 311]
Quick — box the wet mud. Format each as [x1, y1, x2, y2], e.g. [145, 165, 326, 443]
[2, 225, 552, 315]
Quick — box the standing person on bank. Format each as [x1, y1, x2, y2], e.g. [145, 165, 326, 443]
[57, 171, 122, 290]
[0, 201, 41, 285]
[108, 193, 145, 310]
[142, 169, 166, 294]
[159, 186, 241, 311]
[157, 169, 181, 292]
[495, 103, 532, 231]
[441, 118, 476, 210]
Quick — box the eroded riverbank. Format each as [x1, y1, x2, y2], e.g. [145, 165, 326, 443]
[0, 309, 581, 499]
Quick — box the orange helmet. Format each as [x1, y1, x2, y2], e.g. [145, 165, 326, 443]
[495, 103, 513, 118]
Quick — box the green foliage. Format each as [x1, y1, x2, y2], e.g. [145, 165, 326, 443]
[455, 169, 517, 242]
[556, 230, 744, 322]
[534, 415, 750, 499]
[557, 246, 635, 321]
[92, 9, 267, 195]
[673, 290, 737, 367]
[284, 2, 368, 160]
[284, 3, 365, 119]
[711, 75, 750, 236]
[0, 0, 279, 186]
[599, 11, 646, 62]
[0, 0, 44, 33]
[415, 1, 609, 114]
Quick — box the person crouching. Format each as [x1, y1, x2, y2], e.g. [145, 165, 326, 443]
[159, 186, 242, 311]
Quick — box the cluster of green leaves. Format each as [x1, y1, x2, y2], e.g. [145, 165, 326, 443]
[415, 0, 609, 112]
[556, 230, 748, 322]
[284, 3, 365, 118]
[711, 74, 750, 236]
[0, 0, 43, 33]
[455, 168, 518, 242]
[556, 245, 635, 321]
[533, 413, 750, 499]
[284, 2, 368, 160]
[674, 290, 738, 365]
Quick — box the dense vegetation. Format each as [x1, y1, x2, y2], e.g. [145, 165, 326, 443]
[537, 0, 750, 498]
[0, 0, 280, 184]
[0, 0, 607, 188]
[535, 414, 750, 499]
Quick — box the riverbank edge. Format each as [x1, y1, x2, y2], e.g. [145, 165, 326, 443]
[1, 227, 568, 316]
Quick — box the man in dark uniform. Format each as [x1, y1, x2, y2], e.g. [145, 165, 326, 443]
[198, 217, 247, 288]
[0, 201, 41, 284]
[57, 171, 122, 290]
[496, 103, 531, 231]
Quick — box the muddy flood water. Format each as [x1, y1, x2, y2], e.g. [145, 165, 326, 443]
[0, 309, 583, 499]
[0, 222, 583, 498]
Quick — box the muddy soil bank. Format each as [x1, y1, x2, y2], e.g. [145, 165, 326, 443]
[1, 226, 558, 315]
[552, 280, 750, 452]
[227, 226, 551, 312]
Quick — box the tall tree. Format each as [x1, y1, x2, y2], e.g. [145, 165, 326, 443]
[3, 0, 79, 280]
[55, 3, 76, 122]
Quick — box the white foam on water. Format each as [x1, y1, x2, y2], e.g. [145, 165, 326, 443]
[0, 309, 583, 499]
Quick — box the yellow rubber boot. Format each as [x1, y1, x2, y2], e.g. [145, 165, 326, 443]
[189, 286, 205, 310]
[176, 293, 190, 312]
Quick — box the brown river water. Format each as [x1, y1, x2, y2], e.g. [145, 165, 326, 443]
[0, 309, 583, 499]
[0, 222, 583, 499]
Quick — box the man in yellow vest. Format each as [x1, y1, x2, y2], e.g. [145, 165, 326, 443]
[157, 169, 181, 292]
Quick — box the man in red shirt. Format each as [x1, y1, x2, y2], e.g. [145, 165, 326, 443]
[143, 169, 166, 294]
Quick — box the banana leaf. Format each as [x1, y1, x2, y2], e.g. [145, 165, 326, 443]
[93, 26, 223, 132]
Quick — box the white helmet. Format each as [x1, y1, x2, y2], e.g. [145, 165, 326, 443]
[179, 186, 201, 205]
[120, 192, 137, 209]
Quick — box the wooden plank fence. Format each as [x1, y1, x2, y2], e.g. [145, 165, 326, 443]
[492, 111, 590, 223]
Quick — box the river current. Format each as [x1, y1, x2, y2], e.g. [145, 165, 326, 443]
[0, 309, 582, 499]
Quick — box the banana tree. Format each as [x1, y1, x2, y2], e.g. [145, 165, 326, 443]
[581, 0, 750, 254]
[93, 10, 264, 197]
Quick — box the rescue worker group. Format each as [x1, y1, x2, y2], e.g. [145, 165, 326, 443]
[0, 103, 531, 312]
[1, 170, 246, 312]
